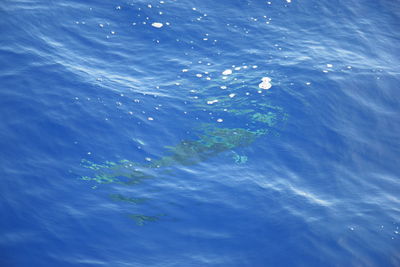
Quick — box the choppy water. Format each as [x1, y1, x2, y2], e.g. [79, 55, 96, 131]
[1, 0, 399, 266]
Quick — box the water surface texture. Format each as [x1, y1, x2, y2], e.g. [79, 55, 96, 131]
[1, 0, 400, 266]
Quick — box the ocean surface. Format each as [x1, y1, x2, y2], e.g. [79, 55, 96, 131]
[1, 0, 399, 266]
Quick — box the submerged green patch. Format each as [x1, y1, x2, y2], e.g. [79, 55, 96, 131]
[80, 75, 288, 225]
[129, 214, 163, 226]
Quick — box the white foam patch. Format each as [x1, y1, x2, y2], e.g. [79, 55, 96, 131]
[259, 77, 272, 90]
[222, 69, 232, 75]
[151, 22, 163, 28]
[207, 99, 219, 105]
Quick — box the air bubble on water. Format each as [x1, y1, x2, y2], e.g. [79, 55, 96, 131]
[220, 86, 227, 89]
[148, 117, 154, 121]
[217, 118, 223, 123]
[229, 93, 236, 98]
[196, 73, 203, 78]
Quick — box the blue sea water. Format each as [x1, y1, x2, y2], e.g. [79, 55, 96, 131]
[1, 0, 400, 266]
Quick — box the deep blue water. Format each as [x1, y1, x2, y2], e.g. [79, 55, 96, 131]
[1, 0, 400, 266]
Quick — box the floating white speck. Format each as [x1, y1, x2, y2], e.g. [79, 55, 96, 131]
[259, 77, 272, 90]
[229, 93, 236, 98]
[220, 85, 227, 89]
[327, 64, 333, 68]
[252, 65, 258, 69]
[222, 69, 233, 75]
[217, 118, 223, 123]
[286, 0, 292, 3]
[148, 117, 154, 121]
[259, 83, 271, 90]
[306, 82, 311, 85]
[261, 77, 271, 82]
[182, 69, 188, 72]
[151, 22, 163, 28]
[196, 73, 202, 78]
[145, 157, 152, 161]
[207, 99, 219, 105]
[234, 67, 241, 71]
